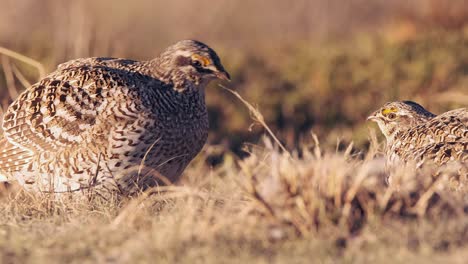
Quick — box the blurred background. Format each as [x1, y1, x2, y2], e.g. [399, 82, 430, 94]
[0, 0, 467, 156]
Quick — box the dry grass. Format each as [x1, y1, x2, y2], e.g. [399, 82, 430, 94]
[0, 83, 467, 262]
[1, 2, 468, 262]
[0, 138, 467, 263]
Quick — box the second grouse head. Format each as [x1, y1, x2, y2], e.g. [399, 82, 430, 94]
[155, 40, 230, 88]
[367, 101, 436, 140]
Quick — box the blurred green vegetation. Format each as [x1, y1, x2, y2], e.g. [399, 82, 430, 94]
[0, 0, 467, 155]
[207, 27, 468, 153]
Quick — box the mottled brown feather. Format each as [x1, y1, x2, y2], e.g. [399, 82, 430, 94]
[368, 101, 467, 166]
[0, 40, 230, 197]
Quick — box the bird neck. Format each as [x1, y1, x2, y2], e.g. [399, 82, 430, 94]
[383, 124, 402, 146]
[167, 69, 206, 93]
[146, 59, 205, 93]
[141, 77, 207, 118]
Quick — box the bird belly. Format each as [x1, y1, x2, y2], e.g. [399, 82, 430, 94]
[6, 114, 208, 196]
[104, 116, 208, 193]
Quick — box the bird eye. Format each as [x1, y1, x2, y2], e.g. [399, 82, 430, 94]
[192, 60, 202, 68]
[191, 54, 211, 68]
[387, 113, 396, 119]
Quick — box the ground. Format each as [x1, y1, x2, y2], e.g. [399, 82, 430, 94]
[1, 139, 466, 264]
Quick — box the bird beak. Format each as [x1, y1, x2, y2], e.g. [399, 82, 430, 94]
[214, 70, 231, 81]
[366, 112, 379, 122]
[209, 62, 231, 81]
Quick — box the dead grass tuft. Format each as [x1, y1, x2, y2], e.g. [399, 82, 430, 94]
[1, 136, 467, 263]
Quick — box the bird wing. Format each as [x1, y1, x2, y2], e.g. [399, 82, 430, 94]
[405, 141, 468, 165]
[440, 108, 468, 127]
[424, 108, 468, 141]
[2, 64, 146, 153]
[58, 57, 140, 71]
[398, 109, 468, 150]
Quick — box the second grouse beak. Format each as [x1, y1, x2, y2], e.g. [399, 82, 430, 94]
[366, 111, 380, 122]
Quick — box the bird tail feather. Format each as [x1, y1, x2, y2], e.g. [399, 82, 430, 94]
[0, 138, 33, 181]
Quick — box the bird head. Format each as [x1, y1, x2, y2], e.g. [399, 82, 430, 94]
[156, 40, 230, 89]
[367, 101, 435, 141]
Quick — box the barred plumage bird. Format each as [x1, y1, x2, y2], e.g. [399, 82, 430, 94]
[367, 101, 468, 166]
[0, 40, 230, 197]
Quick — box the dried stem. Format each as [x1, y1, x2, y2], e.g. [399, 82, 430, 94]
[219, 84, 291, 158]
[1, 56, 18, 100]
[0, 46, 46, 78]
